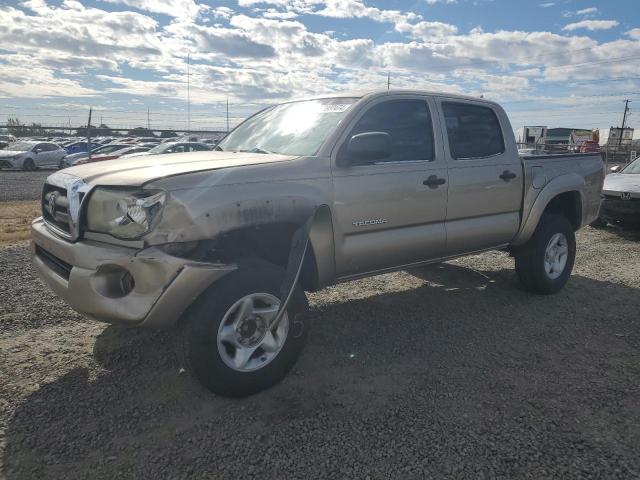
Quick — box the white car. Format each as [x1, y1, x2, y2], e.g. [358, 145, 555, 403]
[0, 141, 67, 171]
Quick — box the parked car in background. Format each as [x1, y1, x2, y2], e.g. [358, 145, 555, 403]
[580, 141, 601, 153]
[121, 141, 211, 158]
[0, 141, 66, 170]
[0, 134, 16, 149]
[31, 90, 604, 396]
[64, 141, 98, 155]
[62, 144, 132, 168]
[597, 160, 640, 227]
[73, 145, 151, 165]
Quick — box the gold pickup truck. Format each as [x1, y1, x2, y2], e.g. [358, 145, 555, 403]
[31, 90, 604, 396]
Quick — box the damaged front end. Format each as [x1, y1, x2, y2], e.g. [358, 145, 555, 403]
[32, 167, 334, 329]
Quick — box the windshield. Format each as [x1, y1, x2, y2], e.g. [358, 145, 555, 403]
[5, 142, 34, 151]
[621, 158, 640, 174]
[217, 97, 358, 156]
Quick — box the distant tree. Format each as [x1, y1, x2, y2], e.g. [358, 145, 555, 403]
[7, 117, 46, 137]
[160, 130, 178, 138]
[127, 127, 155, 137]
[96, 123, 113, 136]
[74, 124, 96, 137]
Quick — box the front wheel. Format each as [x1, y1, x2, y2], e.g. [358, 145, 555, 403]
[514, 214, 576, 295]
[22, 158, 35, 171]
[178, 263, 309, 397]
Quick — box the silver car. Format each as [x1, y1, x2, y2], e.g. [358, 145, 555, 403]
[598, 160, 640, 227]
[0, 141, 67, 170]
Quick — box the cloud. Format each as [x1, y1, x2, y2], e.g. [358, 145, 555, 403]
[395, 20, 458, 41]
[563, 20, 619, 31]
[539, 2, 555, 7]
[101, 0, 203, 18]
[2, 0, 640, 133]
[576, 7, 599, 16]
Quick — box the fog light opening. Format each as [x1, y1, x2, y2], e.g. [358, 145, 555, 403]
[91, 265, 135, 299]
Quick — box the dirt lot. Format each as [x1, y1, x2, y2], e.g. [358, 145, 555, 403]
[0, 201, 40, 244]
[1, 226, 639, 479]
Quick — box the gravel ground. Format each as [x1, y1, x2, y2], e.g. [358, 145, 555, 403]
[1, 226, 640, 479]
[0, 171, 52, 202]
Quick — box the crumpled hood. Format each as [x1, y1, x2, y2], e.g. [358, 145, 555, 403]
[62, 150, 297, 186]
[0, 150, 26, 157]
[603, 173, 640, 195]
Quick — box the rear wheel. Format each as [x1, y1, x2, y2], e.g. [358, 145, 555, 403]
[178, 263, 309, 397]
[22, 158, 35, 171]
[515, 214, 576, 295]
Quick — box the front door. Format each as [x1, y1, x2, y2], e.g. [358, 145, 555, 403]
[332, 96, 448, 278]
[436, 99, 523, 255]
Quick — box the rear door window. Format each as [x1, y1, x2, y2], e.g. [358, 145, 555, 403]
[442, 102, 505, 160]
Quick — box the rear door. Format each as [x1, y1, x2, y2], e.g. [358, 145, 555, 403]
[436, 99, 523, 255]
[41, 143, 59, 167]
[331, 95, 448, 277]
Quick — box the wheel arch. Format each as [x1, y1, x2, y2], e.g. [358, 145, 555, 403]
[512, 173, 585, 246]
[172, 204, 336, 292]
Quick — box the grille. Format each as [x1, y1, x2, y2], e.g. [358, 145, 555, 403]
[42, 184, 73, 237]
[603, 194, 639, 203]
[35, 245, 72, 280]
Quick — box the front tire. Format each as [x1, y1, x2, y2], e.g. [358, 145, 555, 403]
[515, 214, 576, 295]
[178, 263, 309, 397]
[22, 158, 35, 171]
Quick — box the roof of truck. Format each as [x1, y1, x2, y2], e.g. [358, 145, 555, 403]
[289, 89, 499, 106]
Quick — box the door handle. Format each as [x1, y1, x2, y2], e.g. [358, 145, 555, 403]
[423, 175, 446, 188]
[499, 170, 517, 181]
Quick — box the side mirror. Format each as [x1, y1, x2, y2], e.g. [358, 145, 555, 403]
[610, 165, 621, 173]
[339, 132, 392, 166]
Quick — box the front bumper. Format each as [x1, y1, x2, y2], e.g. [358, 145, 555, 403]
[600, 197, 640, 225]
[0, 158, 18, 169]
[31, 217, 235, 328]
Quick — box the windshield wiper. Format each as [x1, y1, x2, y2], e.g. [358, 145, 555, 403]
[239, 147, 273, 154]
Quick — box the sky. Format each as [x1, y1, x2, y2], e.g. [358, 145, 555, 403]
[0, 0, 639, 133]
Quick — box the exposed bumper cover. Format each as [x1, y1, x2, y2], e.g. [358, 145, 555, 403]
[31, 217, 235, 328]
[600, 196, 640, 225]
[0, 158, 19, 168]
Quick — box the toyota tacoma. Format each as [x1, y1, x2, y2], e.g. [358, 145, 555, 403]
[31, 90, 604, 396]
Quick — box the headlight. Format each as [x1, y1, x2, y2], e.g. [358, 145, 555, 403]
[86, 188, 166, 239]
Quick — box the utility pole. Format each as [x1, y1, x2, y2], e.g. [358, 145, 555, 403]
[615, 99, 631, 162]
[387, 72, 390, 90]
[87, 107, 92, 162]
[147, 107, 150, 131]
[187, 53, 191, 133]
[226, 97, 229, 133]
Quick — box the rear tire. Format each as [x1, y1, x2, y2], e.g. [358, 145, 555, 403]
[515, 214, 576, 295]
[22, 158, 35, 171]
[178, 262, 309, 397]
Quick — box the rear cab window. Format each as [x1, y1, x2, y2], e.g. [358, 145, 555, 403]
[442, 102, 505, 160]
